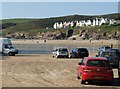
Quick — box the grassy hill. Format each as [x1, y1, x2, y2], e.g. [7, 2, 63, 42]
[2, 18, 37, 24]
[1, 13, 120, 35]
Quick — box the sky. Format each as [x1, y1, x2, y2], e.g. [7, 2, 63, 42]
[1, 2, 119, 19]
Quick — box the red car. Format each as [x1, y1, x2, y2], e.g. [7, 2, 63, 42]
[77, 57, 113, 84]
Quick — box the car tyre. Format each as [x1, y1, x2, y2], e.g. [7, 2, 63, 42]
[70, 56, 72, 58]
[106, 80, 113, 86]
[80, 74, 85, 84]
[9, 52, 15, 56]
[118, 71, 120, 79]
[56, 55, 59, 58]
[71, 54, 75, 58]
[77, 75, 80, 79]
[66, 55, 69, 58]
[52, 55, 54, 58]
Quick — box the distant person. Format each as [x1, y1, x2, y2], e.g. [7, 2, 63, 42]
[44, 40, 46, 43]
[89, 38, 92, 42]
[110, 44, 113, 48]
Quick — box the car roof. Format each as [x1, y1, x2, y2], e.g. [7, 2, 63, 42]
[85, 57, 107, 61]
[76, 47, 87, 49]
[102, 50, 116, 52]
[53, 47, 67, 49]
[111, 48, 120, 50]
[100, 45, 110, 47]
[72, 48, 87, 49]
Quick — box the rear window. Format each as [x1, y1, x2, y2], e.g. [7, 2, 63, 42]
[101, 52, 118, 57]
[105, 47, 111, 50]
[78, 48, 88, 52]
[59, 48, 68, 52]
[86, 60, 109, 67]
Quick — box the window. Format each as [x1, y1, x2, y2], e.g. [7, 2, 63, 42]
[72, 49, 77, 52]
[4, 45, 9, 48]
[86, 60, 109, 67]
[81, 58, 86, 65]
[105, 47, 111, 50]
[102, 52, 118, 57]
[53, 48, 58, 52]
[78, 48, 88, 52]
[59, 48, 68, 52]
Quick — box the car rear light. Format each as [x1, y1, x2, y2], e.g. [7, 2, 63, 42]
[83, 68, 91, 72]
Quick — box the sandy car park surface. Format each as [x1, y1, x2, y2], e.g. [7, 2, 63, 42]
[1, 40, 120, 88]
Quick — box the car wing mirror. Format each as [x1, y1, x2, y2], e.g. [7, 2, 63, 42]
[78, 62, 81, 65]
[96, 55, 98, 57]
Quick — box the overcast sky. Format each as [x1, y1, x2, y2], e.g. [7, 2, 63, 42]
[1, 2, 119, 19]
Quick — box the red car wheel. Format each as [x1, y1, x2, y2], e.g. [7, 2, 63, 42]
[80, 74, 85, 84]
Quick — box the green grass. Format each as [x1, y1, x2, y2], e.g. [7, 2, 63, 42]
[2, 24, 119, 36]
[1, 13, 120, 36]
[1, 18, 37, 24]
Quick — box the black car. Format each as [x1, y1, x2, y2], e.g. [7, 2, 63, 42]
[70, 48, 89, 58]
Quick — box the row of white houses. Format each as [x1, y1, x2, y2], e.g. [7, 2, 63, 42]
[53, 18, 118, 29]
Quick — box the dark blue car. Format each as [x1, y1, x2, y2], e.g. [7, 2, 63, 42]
[97, 50, 119, 68]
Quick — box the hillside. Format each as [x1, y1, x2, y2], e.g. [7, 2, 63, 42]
[1, 13, 120, 40]
[1, 13, 120, 30]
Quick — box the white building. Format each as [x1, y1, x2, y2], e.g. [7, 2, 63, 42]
[53, 17, 119, 29]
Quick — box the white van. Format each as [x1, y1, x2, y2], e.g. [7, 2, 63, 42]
[0, 38, 18, 56]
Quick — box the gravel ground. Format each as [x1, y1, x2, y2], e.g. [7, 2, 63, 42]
[1, 40, 120, 88]
[2, 54, 120, 88]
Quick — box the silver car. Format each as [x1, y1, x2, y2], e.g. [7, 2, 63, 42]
[52, 47, 69, 58]
[97, 46, 111, 54]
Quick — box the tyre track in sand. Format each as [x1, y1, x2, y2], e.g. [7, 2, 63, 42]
[3, 55, 59, 87]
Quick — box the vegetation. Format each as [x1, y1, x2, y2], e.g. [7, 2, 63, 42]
[2, 18, 36, 24]
[1, 13, 120, 36]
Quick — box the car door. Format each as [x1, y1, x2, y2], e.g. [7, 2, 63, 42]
[78, 58, 86, 76]
[3, 45, 10, 54]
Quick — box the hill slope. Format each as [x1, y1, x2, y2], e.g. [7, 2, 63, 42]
[1, 13, 120, 35]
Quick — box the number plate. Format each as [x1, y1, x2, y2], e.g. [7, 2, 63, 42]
[93, 76, 104, 79]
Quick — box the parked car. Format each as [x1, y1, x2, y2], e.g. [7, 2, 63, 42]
[110, 48, 120, 59]
[97, 45, 111, 54]
[52, 47, 69, 58]
[77, 57, 113, 84]
[97, 50, 119, 67]
[69, 48, 89, 58]
[118, 60, 120, 78]
[0, 38, 18, 56]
